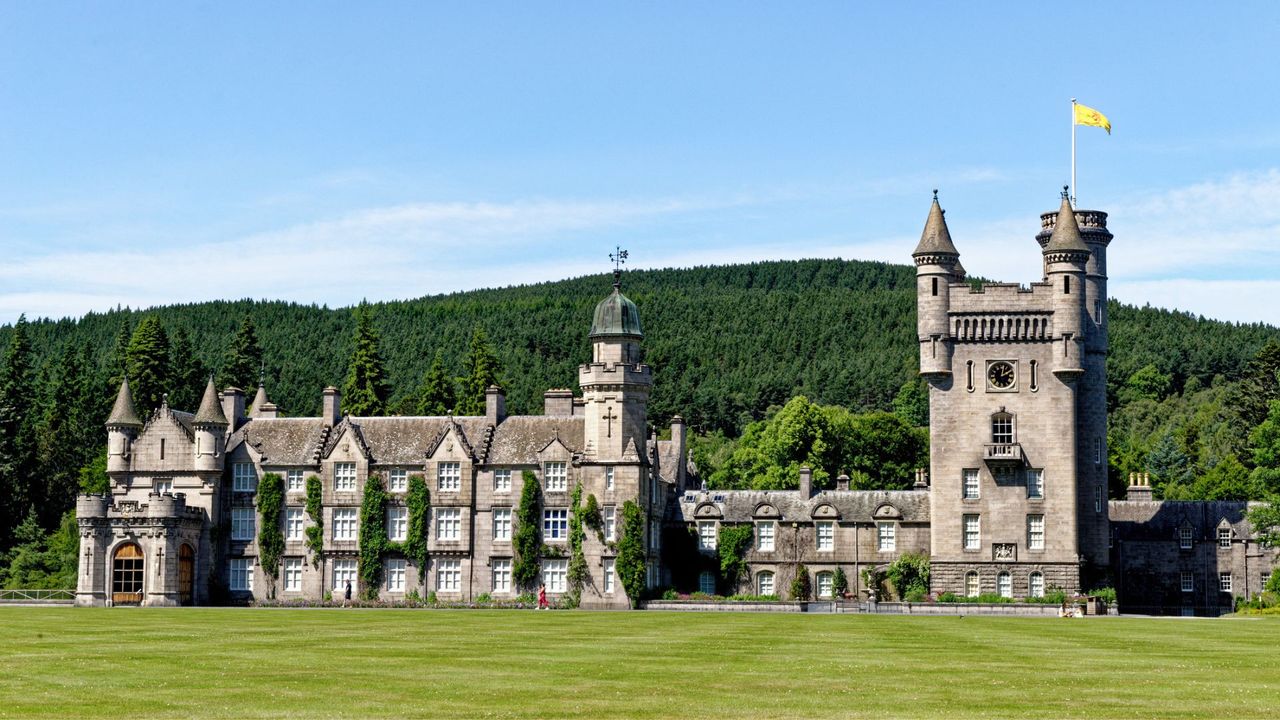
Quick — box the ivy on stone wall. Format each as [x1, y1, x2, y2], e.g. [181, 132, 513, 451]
[617, 500, 647, 608]
[566, 483, 588, 607]
[583, 493, 603, 542]
[512, 470, 541, 591]
[256, 472, 285, 591]
[716, 524, 754, 593]
[304, 474, 324, 567]
[358, 473, 389, 600]
[403, 474, 430, 582]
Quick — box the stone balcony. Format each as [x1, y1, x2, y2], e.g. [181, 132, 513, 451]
[983, 443, 1024, 465]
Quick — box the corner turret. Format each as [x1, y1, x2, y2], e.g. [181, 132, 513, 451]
[193, 377, 227, 473]
[914, 191, 960, 378]
[106, 377, 143, 473]
[1041, 189, 1090, 378]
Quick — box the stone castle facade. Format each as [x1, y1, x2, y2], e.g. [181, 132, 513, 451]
[76, 193, 1279, 615]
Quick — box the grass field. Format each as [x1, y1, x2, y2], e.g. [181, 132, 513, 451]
[1, 608, 1277, 719]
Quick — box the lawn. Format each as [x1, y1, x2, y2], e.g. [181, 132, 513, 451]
[1, 608, 1277, 719]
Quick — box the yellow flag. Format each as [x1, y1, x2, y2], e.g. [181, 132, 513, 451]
[1074, 103, 1111, 134]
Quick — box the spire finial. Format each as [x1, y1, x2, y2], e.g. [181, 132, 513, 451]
[932, 188, 938, 201]
[259, 362, 266, 387]
[609, 246, 629, 288]
[1062, 185, 1070, 201]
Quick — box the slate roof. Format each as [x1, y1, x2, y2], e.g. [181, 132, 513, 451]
[487, 416, 585, 465]
[912, 193, 959, 257]
[194, 379, 228, 425]
[1043, 194, 1091, 254]
[228, 418, 328, 465]
[654, 439, 682, 485]
[1109, 499, 1260, 541]
[677, 488, 931, 523]
[107, 378, 143, 427]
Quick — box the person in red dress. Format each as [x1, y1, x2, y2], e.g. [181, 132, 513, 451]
[537, 583, 548, 610]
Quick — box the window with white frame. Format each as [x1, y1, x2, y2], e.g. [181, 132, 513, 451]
[332, 508, 357, 541]
[286, 507, 304, 541]
[1219, 573, 1233, 593]
[757, 571, 775, 596]
[229, 558, 253, 591]
[492, 559, 511, 593]
[877, 522, 896, 552]
[387, 506, 408, 542]
[965, 571, 979, 598]
[997, 571, 1012, 598]
[963, 514, 980, 550]
[543, 508, 568, 541]
[604, 506, 616, 542]
[283, 558, 302, 592]
[385, 558, 406, 592]
[332, 558, 357, 591]
[698, 570, 714, 595]
[1218, 527, 1232, 548]
[233, 463, 257, 492]
[698, 521, 717, 550]
[817, 521, 835, 552]
[542, 558, 568, 593]
[437, 462, 461, 492]
[816, 571, 834, 599]
[605, 559, 617, 594]
[494, 469, 511, 493]
[544, 461, 568, 492]
[1094, 486, 1103, 513]
[436, 508, 461, 541]
[388, 469, 408, 493]
[962, 469, 979, 499]
[756, 521, 775, 552]
[154, 478, 172, 494]
[1029, 571, 1045, 598]
[1027, 514, 1045, 550]
[1181, 572, 1193, 593]
[1179, 526, 1193, 550]
[493, 508, 512, 541]
[991, 413, 1013, 444]
[287, 469, 305, 492]
[334, 462, 356, 492]
[1027, 469, 1044, 499]
[436, 558, 461, 592]
[605, 466, 615, 491]
[231, 507, 255, 541]
[649, 520, 660, 551]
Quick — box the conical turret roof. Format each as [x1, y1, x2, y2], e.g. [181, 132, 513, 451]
[106, 377, 143, 428]
[1043, 191, 1090, 254]
[251, 382, 269, 411]
[912, 191, 959, 257]
[194, 377, 228, 426]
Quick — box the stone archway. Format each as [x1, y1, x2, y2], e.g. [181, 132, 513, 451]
[112, 543, 144, 605]
[178, 544, 195, 606]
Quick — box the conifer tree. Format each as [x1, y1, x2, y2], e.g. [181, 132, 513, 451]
[0, 316, 38, 547]
[457, 327, 500, 416]
[168, 326, 208, 412]
[125, 316, 172, 414]
[342, 304, 390, 416]
[415, 351, 456, 416]
[110, 319, 133, 386]
[219, 315, 263, 391]
[38, 343, 95, 527]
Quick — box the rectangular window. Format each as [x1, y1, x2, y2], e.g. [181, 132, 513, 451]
[436, 508, 461, 541]
[1181, 572, 1194, 593]
[494, 469, 511, 493]
[385, 558, 406, 592]
[604, 559, 616, 594]
[650, 520, 660, 552]
[817, 572, 833, 599]
[388, 469, 408, 492]
[287, 469, 305, 492]
[963, 514, 980, 550]
[817, 521, 835, 552]
[698, 521, 718, 550]
[1179, 526, 1193, 550]
[543, 508, 568, 541]
[877, 522, 896, 552]
[1094, 486, 1103, 513]
[1027, 469, 1044, 499]
[229, 558, 253, 591]
[231, 507, 255, 541]
[756, 521, 775, 552]
[758, 572, 775, 596]
[492, 559, 511, 593]
[286, 507, 304, 541]
[437, 462, 461, 492]
[698, 571, 715, 595]
[605, 466, 615, 491]
[1094, 437, 1102, 464]
[542, 558, 568, 593]
[154, 478, 172, 494]
[544, 461, 568, 492]
[962, 469, 979, 499]
[233, 463, 257, 492]
[1028, 514, 1045, 550]
[332, 558, 356, 592]
[493, 508, 512, 541]
[334, 462, 356, 492]
[332, 508, 357, 541]
[436, 559, 461, 592]
[604, 506, 616, 542]
[1218, 527, 1232, 548]
[283, 558, 302, 592]
[992, 416, 1013, 444]
[387, 506, 408, 542]
[1220, 573, 1233, 593]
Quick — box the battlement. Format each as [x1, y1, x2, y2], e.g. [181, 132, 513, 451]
[951, 282, 1056, 312]
[578, 362, 653, 382]
[1036, 208, 1112, 248]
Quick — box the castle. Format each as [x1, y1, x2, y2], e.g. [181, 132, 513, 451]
[76, 192, 1279, 615]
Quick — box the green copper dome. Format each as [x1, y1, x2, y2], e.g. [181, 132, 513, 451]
[590, 285, 644, 339]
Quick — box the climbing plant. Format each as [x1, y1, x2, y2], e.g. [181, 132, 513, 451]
[304, 474, 324, 567]
[566, 483, 589, 607]
[717, 524, 754, 593]
[403, 474, 430, 581]
[358, 473, 389, 600]
[256, 472, 285, 590]
[512, 470, 542, 591]
[583, 493, 603, 542]
[617, 500, 647, 608]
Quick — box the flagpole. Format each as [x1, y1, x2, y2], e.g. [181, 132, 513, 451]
[1070, 97, 1077, 205]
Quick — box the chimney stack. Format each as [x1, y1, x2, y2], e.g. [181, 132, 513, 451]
[913, 468, 929, 490]
[799, 466, 813, 498]
[543, 389, 574, 416]
[836, 474, 850, 492]
[220, 388, 245, 431]
[322, 386, 341, 427]
[486, 385, 507, 424]
[670, 415, 688, 491]
[1126, 471, 1154, 501]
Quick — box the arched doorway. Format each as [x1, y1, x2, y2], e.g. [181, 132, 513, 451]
[112, 543, 144, 605]
[178, 544, 195, 605]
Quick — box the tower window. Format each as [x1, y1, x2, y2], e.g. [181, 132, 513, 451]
[991, 413, 1014, 445]
[932, 277, 938, 296]
[966, 361, 974, 393]
[1029, 360, 1038, 392]
[1064, 276, 1071, 294]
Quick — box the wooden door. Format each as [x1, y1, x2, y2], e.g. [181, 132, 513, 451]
[112, 543, 144, 605]
[178, 544, 195, 605]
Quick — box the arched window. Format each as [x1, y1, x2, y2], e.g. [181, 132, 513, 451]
[815, 571, 834, 599]
[1029, 571, 1045, 599]
[991, 412, 1014, 444]
[112, 543, 144, 606]
[997, 571, 1012, 599]
[964, 571, 979, 598]
[757, 571, 776, 597]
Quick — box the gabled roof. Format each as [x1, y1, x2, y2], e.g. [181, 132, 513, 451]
[487, 416, 585, 465]
[677, 488, 930, 524]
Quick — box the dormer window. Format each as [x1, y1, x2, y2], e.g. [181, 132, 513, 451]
[1179, 526, 1193, 550]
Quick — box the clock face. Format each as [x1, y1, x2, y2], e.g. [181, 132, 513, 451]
[987, 361, 1016, 389]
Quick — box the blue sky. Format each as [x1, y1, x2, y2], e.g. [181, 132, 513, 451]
[2, 3, 1279, 324]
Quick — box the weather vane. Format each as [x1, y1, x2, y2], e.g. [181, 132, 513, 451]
[610, 246, 629, 286]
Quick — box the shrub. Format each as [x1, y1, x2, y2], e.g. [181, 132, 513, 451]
[475, 593, 492, 605]
[1266, 569, 1280, 594]
[886, 553, 930, 600]
[790, 564, 812, 601]
[832, 567, 849, 597]
[1087, 586, 1117, 605]
[661, 588, 679, 600]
